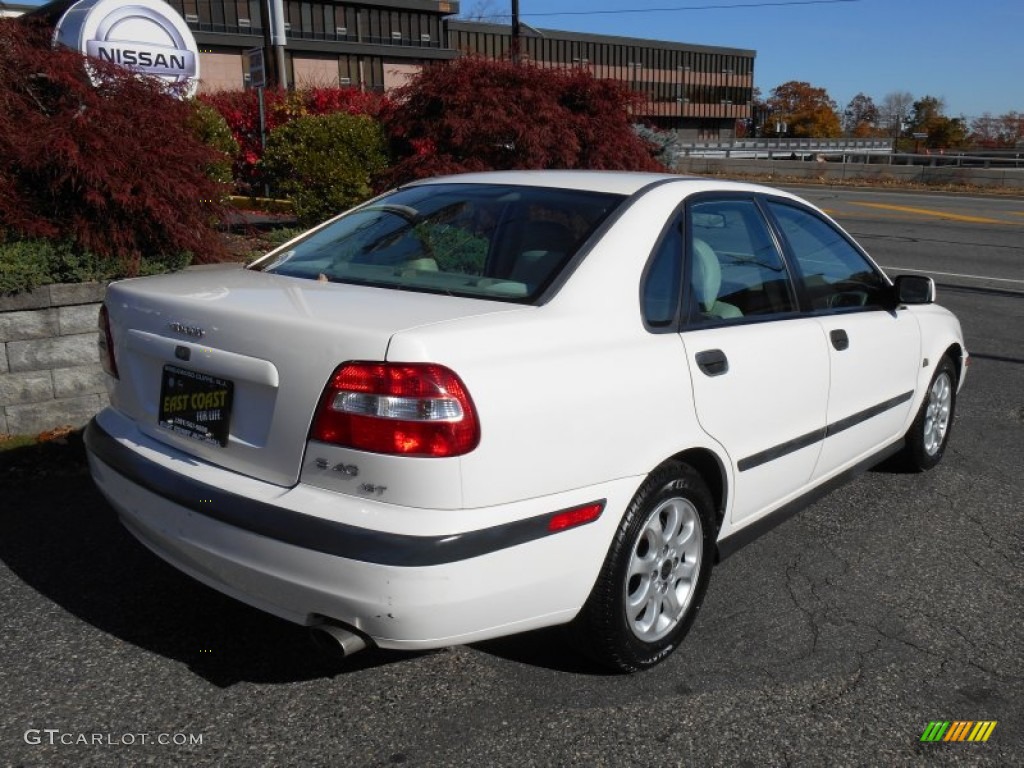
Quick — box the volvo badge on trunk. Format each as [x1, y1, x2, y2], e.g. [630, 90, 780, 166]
[169, 322, 205, 338]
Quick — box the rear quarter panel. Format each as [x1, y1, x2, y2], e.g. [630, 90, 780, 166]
[386, 183, 730, 510]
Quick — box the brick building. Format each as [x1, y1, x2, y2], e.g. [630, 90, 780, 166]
[21, 0, 756, 138]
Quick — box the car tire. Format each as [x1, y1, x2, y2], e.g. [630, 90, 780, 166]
[569, 460, 715, 672]
[900, 354, 957, 472]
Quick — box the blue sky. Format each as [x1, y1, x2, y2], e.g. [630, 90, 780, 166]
[15, 0, 1021, 120]
[477, 0, 1023, 121]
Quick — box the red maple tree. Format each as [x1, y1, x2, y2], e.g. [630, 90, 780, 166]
[381, 57, 664, 187]
[0, 19, 229, 267]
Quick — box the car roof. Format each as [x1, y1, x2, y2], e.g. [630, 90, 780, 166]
[405, 170, 784, 198]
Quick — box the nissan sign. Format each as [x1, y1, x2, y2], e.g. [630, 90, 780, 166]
[53, 0, 200, 97]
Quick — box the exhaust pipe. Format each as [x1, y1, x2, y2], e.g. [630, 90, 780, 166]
[310, 622, 370, 658]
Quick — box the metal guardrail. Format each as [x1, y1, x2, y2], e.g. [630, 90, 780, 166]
[676, 138, 894, 158]
[886, 152, 1024, 169]
[674, 152, 1024, 189]
[686, 150, 1024, 169]
[675, 141, 1024, 169]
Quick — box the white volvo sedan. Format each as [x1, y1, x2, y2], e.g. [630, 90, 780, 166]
[86, 171, 966, 671]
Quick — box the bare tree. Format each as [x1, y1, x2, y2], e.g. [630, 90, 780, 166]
[459, 0, 503, 21]
[880, 91, 914, 137]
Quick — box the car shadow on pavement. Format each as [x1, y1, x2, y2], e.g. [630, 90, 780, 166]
[470, 628, 615, 676]
[0, 435, 429, 687]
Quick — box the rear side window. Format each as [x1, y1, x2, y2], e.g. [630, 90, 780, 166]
[685, 198, 797, 324]
[252, 184, 625, 303]
[642, 212, 683, 327]
[766, 201, 890, 310]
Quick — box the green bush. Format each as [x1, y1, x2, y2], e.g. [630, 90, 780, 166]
[260, 113, 388, 226]
[187, 99, 240, 186]
[0, 239, 54, 294]
[0, 239, 190, 295]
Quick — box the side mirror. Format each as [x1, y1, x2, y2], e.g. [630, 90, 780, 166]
[894, 274, 935, 305]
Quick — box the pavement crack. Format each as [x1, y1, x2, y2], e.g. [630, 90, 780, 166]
[945, 623, 1010, 678]
[868, 612, 1013, 681]
[934, 476, 1021, 583]
[867, 618, 938, 658]
[963, 507, 1022, 572]
[784, 555, 821, 657]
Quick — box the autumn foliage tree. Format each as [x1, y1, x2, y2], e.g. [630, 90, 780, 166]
[843, 93, 882, 137]
[909, 95, 967, 149]
[970, 111, 1024, 148]
[0, 19, 229, 268]
[381, 57, 664, 187]
[765, 80, 841, 138]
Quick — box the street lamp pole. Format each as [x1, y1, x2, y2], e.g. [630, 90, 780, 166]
[258, 0, 288, 89]
[270, 0, 287, 90]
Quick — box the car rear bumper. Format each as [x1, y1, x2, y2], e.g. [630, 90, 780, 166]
[84, 409, 636, 649]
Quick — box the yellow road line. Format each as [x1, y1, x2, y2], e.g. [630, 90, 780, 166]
[851, 202, 1005, 224]
[822, 208, 919, 221]
[831, 211, 949, 222]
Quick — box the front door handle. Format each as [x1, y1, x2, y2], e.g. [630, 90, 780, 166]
[695, 349, 729, 377]
[830, 329, 850, 351]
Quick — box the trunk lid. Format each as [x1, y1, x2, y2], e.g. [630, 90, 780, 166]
[104, 267, 523, 486]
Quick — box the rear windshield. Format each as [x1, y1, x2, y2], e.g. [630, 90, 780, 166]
[251, 183, 626, 302]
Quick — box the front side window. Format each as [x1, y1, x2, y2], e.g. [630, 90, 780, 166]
[766, 201, 891, 311]
[251, 184, 625, 303]
[685, 198, 796, 324]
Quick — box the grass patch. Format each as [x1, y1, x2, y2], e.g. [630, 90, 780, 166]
[0, 433, 38, 451]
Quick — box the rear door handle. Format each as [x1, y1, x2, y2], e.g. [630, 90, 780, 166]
[830, 329, 849, 351]
[695, 349, 729, 377]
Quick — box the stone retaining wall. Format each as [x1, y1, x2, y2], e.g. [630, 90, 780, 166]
[0, 282, 108, 436]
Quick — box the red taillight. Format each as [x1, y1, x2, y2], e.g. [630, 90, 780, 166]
[311, 362, 480, 457]
[98, 304, 118, 379]
[548, 502, 605, 532]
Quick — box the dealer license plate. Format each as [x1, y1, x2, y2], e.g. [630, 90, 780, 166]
[158, 365, 234, 447]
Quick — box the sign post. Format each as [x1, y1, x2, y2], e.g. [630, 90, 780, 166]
[246, 46, 266, 90]
[245, 47, 270, 196]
